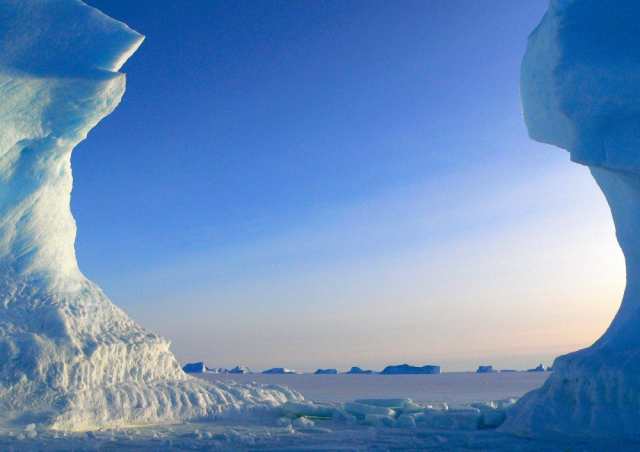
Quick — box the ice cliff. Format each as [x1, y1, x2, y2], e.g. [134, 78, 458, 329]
[502, 0, 640, 439]
[0, 0, 301, 431]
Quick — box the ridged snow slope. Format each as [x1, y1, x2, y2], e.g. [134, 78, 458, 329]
[502, 0, 640, 439]
[0, 0, 302, 431]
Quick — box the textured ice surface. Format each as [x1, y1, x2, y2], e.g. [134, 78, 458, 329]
[503, 0, 640, 440]
[0, 0, 302, 431]
[0, 381, 631, 451]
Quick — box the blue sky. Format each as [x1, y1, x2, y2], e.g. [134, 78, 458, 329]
[77, 0, 623, 371]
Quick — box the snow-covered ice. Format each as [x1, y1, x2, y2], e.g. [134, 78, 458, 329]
[0, 372, 635, 451]
[502, 0, 640, 440]
[0, 0, 303, 432]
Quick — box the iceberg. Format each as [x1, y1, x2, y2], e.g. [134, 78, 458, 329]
[476, 366, 495, 374]
[0, 0, 302, 431]
[380, 364, 441, 375]
[502, 0, 640, 439]
[314, 368, 338, 375]
[262, 367, 298, 374]
[345, 366, 374, 374]
[182, 362, 206, 374]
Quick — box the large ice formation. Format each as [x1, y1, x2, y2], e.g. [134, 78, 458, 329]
[502, 0, 640, 439]
[0, 0, 301, 431]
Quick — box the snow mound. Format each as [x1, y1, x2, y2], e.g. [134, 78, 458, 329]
[503, 0, 640, 439]
[0, 0, 302, 431]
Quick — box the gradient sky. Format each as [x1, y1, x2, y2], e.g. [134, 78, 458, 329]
[76, 0, 623, 372]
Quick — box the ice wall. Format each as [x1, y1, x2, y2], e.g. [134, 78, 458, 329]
[0, 0, 301, 431]
[502, 0, 640, 439]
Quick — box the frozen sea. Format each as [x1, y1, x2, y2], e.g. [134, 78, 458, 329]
[199, 371, 551, 405]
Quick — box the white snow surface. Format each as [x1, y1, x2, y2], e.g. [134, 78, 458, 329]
[503, 0, 640, 440]
[0, 373, 635, 451]
[0, 0, 303, 431]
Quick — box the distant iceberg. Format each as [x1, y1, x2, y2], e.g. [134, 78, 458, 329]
[183, 362, 206, 374]
[314, 368, 338, 375]
[346, 366, 374, 375]
[263, 367, 298, 375]
[476, 366, 495, 374]
[380, 364, 441, 375]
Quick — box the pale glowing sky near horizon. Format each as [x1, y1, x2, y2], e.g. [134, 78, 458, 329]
[75, 0, 624, 371]
[118, 157, 624, 371]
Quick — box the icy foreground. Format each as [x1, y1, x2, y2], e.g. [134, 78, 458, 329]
[0, 372, 586, 451]
[502, 0, 640, 439]
[0, 0, 303, 430]
[2, 373, 636, 451]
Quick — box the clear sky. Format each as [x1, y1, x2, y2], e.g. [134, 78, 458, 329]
[77, 0, 623, 372]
